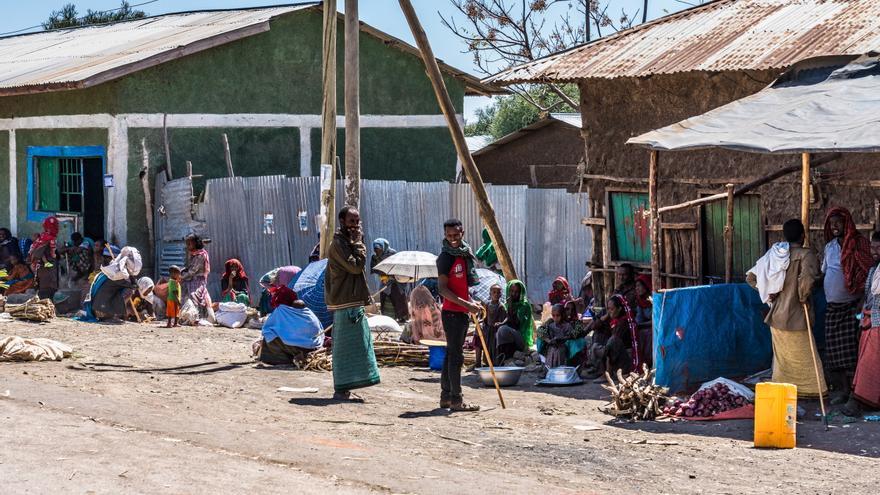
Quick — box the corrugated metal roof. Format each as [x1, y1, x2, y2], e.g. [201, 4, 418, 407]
[0, 3, 502, 96]
[486, 0, 880, 83]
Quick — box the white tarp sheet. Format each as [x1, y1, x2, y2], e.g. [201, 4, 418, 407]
[628, 54, 880, 154]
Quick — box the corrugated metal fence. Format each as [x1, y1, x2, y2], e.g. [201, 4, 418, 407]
[201, 178, 591, 302]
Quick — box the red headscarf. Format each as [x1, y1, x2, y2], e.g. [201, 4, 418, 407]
[824, 207, 873, 295]
[31, 216, 59, 252]
[222, 259, 249, 287]
[269, 285, 299, 309]
[635, 275, 652, 309]
[547, 276, 572, 305]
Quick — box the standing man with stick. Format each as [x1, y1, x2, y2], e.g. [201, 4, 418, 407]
[436, 219, 482, 412]
[326, 206, 380, 402]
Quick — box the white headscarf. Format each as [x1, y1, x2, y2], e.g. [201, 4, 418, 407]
[137, 277, 154, 298]
[100, 246, 143, 281]
[747, 242, 790, 304]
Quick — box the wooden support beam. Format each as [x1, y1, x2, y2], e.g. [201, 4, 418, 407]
[724, 184, 735, 283]
[185, 160, 193, 177]
[663, 229, 674, 289]
[222, 133, 235, 177]
[649, 150, 661, 293]
[801, 152, 811, 247]
[140, 139, 154, 271]
[344, 0, 360, 208]
[765, 223, 875, 232]
[319, 0, 338, 259]
[399, 0, 518, 281]
[581, 217, 606, 227]
[661, 222, 697, 230]
[162, 113, 172, 181]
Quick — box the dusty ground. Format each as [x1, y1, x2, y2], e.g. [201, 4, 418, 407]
[1, 318, 879, 495]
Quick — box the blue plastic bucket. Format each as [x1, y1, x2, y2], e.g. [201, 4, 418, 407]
[428, 345, 447, 370]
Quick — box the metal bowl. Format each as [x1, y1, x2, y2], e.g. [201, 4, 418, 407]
[475, 366, 524, 387]
[544, 366, 579, 384]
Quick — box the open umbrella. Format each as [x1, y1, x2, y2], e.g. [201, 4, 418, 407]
[290, 259, 333, 328]
[373, 251, 438, 281]
[469, 268, 506, 305]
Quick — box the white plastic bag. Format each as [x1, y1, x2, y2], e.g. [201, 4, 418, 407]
[698, 377, 755, 402]
[215, 302, 248, 329]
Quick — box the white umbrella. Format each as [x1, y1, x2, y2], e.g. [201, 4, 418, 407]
[374, 251, 438, 280]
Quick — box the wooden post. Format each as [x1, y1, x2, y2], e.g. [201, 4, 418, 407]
[222, 133, 235, 178]
[140, 139, 154, 273]
[319, 0, 338, 259]
[398, 0, 518, 281]
[186, 161, 193, 177]
[801, 152, 811, 247]
[724, 183, 735, 283]
[162, 113, 172, 181]
[649, 150, 661, 293]
[663, 229, 674, 289]
[344, 0, 361, 208]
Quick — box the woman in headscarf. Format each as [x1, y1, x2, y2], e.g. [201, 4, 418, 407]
[0, 228, 21, 269]
[181, 234, 212, 317]
[547, 276, 573, 305]
[843, 231, 880, 416]
[370, 238, 408, 321]
[126, 277, 156, 321]
[28, 216, 59, 299]
[58, 232, 94, 283]
[1, 253, 33, 295]
[258, 265, 302, 315]
[583, 294, 639, 379]
[257, 285, 324, 365]
[220, 258, 250, 305]
[407, 285, 444, 344]
[495, 279, 534, 362]
[81, 247, 143, 322]
[634, 275, 654, 368]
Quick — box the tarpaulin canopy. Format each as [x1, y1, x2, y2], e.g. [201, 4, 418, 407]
[628, 54, 880, 154]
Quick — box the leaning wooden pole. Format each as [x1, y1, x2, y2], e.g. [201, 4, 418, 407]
[398, 0, 518, 281]
[649, 150, 661, 292]
[724, 183, 735, 283]
[344, 0, 361, 208]
[319, 0, 338, 259]
[801, 152, 811, 248]
[222, 133, 235, 177]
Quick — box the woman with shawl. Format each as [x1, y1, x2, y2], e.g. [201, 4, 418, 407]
[843, 231, 880, 416]
[220, 258, 251, 305]
[28, 216, 59, 299]
[370, 238, 408, 321]
[1, 253, 33, 295]
[583, 294, 639, 379]
[407, 285, 445, 344]
[81, 246, 144, 322]
[547, 276, 573, 305]
[181, 234, 212, 317]
[58, 232, 94, 283]
[257, 285, 324, 365]
[258, 265, 302, 315]
[495, 279, 534, 362]
[127, 277, 156, 321]
[0, 228, 21, 269]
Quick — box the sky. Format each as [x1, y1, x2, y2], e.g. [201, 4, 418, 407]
[0, 0, 691, 120]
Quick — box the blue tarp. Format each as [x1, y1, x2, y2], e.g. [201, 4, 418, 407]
[291, 259, 333, 328]
[653, 283, 772, 394]
[262, 305, 324, 350]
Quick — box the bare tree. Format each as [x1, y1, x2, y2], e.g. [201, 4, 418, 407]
[441, 0, 640, 111]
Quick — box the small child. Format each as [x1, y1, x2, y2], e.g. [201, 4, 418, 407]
[540, 303, 573, 368]
[475, 284, 507, 369]
[166, 265, 182, 328]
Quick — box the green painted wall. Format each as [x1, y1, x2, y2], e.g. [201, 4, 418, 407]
[0, 10, 465, 117]
[309, 127, 457, 180]
[13, 129, 109, 239]
[0, 131, 8, 227]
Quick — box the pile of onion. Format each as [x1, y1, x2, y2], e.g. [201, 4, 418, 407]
[663, 382, 748, 418]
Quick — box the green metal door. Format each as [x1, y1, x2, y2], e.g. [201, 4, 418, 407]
[702, 194, 764, 281]
[36, 157, 60, 212]
[610, 192, 651, 263]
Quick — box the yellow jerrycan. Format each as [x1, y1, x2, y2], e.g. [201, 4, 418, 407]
[754, 382, 797, 449]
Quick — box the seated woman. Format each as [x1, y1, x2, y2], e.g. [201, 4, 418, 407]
[220, 258, 250, 305]
[633, 275, 653, 369]
[256, 285, 324, 365]
[0, 228, 21, 270]
[1, 253, 34, 295]
[126, 277, 156, 322]
[496, 279, 535, 363]
[81, 247, 143, 322]
[406, 285, 445, 344]
[547, 276, 573, 305]
[257, 265, 301, 315]
[58, 232, 94, 283]
[583, 294, 639, 380]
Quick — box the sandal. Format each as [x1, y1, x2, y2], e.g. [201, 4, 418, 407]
[333, 391, 366, 403]
[450, 402, 480, 412]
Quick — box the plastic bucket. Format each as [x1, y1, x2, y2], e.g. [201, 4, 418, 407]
[428, 345, 447, 370]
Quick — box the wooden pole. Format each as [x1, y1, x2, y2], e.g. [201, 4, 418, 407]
[398, 0, 518, 281]
[140, 139, 155, 272]
[649, 150, 661, 293]
[186, 161, 193, 177]
[344, 0, 361, 208]
[472, 312, 506, 409]
[222, 133, 235, 178]
[801, 152, 811, 247]
[319, 0, 338, 259]
[162, 113, 172, 181]
[724, 183, 735, 283]
[803, 303, 829, 429]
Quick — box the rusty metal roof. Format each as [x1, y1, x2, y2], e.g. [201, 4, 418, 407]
[486, 0, 880, 84]
[0, 3, 502, 97]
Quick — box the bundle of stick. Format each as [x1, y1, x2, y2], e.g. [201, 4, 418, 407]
[600, 365, 671, 421]
[6, 297, 56, 322]
[292, 340, 476, 372]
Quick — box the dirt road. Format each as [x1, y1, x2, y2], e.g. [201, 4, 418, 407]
[1, 318, 878, 494]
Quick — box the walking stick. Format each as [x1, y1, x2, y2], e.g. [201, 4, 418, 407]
[803, 303, 828, 430]
[471, 309, 506, 409]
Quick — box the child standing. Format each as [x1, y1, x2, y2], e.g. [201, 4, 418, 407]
[166, 265, 182, 328]
[539, 304, 574, 368]
[475, 284, 506, 369]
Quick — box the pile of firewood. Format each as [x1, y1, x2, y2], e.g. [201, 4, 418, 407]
[6, 297, 55, 322]
[599, 365, 670, 421]
[293, 340, 475, 372]
[294, 348, 333, 372]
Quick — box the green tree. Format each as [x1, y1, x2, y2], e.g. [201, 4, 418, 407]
[43, 1, 147, 30]
[467, 83, 578, 139]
